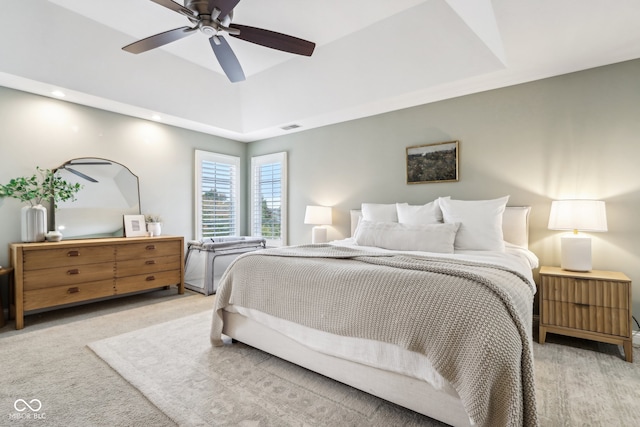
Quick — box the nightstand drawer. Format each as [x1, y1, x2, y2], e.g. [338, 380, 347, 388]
[541, 276, 629, 309]
[542, 300, 629, 337]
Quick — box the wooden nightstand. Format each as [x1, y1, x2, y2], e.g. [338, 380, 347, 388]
[539, 266, 633, 362]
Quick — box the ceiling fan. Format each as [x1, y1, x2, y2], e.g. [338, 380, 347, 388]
[122, 0, 316, 83]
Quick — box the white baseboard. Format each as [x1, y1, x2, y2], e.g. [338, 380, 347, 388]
[633, 332, 640, 346]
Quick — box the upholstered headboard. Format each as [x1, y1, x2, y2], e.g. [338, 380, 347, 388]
[350, 206, 531, 249]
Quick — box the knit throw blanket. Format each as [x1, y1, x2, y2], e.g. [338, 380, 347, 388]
[211, 244, 538, 427]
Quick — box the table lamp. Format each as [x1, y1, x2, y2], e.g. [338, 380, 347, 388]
[548, 200, 607, 272]
[304, 205, 332, 244]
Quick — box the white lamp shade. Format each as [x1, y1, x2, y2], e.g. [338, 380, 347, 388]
[304, 206, 332, 225]
[548, 199, 607, 272]
[548, 200, 607, 232]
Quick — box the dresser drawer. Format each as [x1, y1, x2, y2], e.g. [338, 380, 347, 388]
[116, 255, 181, 277]
[116, 241, 181, 260]
[23, 246, 115, 270]
[23, 262, 115, 290]
[116, 270, 182, 293]
[23, 279, 116, 311]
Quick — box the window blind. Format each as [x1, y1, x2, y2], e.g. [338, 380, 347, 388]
[251, 152, 287, 246]
[195, 151, 240, 239]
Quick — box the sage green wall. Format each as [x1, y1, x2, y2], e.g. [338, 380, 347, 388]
[0, 86, 247, 268]
[249, 59, 640, 319]
[1, 59, 640, 323]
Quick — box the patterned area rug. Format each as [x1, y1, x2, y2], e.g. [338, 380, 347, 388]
[89, 311, 640, 426]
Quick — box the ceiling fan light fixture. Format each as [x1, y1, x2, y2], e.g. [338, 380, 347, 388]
[122, 0, 316, 83]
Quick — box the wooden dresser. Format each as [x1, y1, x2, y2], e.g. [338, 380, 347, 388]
[539, 266, 632, 362]
[10, 236, 184, 329]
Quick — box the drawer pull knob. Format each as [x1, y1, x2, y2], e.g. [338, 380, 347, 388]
[146, 245, 156, 251]
[67, 287, 79, 294]
[67, 251, 80, 257]
[146, 275, 156, 281]
[67, 269, 79, 275]
[145, 260, 156, 265]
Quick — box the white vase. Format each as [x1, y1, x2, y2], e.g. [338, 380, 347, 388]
[46, 230, 63, 242]
[147, 222, 162, 236]
[21, 205, 47, 242]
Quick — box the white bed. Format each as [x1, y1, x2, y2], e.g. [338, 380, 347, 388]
[211, 201, 538, 427]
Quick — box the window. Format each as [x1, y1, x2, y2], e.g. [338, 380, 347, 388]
[195, 150, 240, 239]
[251, 152, 287, 247]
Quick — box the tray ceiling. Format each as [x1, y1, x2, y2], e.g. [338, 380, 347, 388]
[1, 0, 639, 142]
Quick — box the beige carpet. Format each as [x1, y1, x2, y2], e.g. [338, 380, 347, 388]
[90, 308, 640, 427]
[2, 289, 639, 426]
[0, 289, 213, 427]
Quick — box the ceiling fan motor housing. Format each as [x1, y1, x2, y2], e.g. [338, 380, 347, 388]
[185, 0, 210, 16]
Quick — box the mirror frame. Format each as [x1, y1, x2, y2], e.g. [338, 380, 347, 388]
[50, 157, 141, 239]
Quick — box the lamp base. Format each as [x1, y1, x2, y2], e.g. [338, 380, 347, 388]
[560, 234, 592, 272]
[311, 226, 327, 244]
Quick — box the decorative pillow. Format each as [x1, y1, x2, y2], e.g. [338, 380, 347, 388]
[439, 196, 510, 251]
[396, 198, 447, 225]
[361, 203, 398, 222]
[354, 220, 460, 253]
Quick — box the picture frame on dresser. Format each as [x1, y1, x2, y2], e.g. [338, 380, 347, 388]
[123, 214, 147, 237]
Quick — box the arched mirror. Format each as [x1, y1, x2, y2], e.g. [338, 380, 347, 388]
[51, 158, 141, 239]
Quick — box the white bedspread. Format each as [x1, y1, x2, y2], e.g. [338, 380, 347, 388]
[220, 241, 538, 404]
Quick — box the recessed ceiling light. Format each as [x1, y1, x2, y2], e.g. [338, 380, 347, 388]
[151, 114, 162, 122]
[51, 90, 65, 98]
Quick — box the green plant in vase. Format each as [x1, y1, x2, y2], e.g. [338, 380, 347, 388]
[0, 167, 83, 241]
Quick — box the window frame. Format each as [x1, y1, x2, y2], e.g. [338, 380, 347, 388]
[250, 152, 288, 247]
[194, 150, 241, 240]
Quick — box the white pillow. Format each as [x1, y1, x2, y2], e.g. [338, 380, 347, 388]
[396, 198, 446, 225]
[361, 203, 398, 222]
[439, 196, 510, 251]
[354, 220, 460, 253]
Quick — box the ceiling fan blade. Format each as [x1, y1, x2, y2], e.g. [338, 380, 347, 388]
[229, 24, 315, 56]
[64, 167, 99, 183]
[122, 26, 197, 54]
[208, 0, 241, 19]
[151, 0, 197, 18]
[209, 35, 245, 83]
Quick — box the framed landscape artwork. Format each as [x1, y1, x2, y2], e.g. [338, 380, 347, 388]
[406, 140, 459, 184]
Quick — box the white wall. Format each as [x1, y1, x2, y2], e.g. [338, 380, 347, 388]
[249, 59, 640, 317]
[0, 86, 246, 268]
[2, 59, 640, 320]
